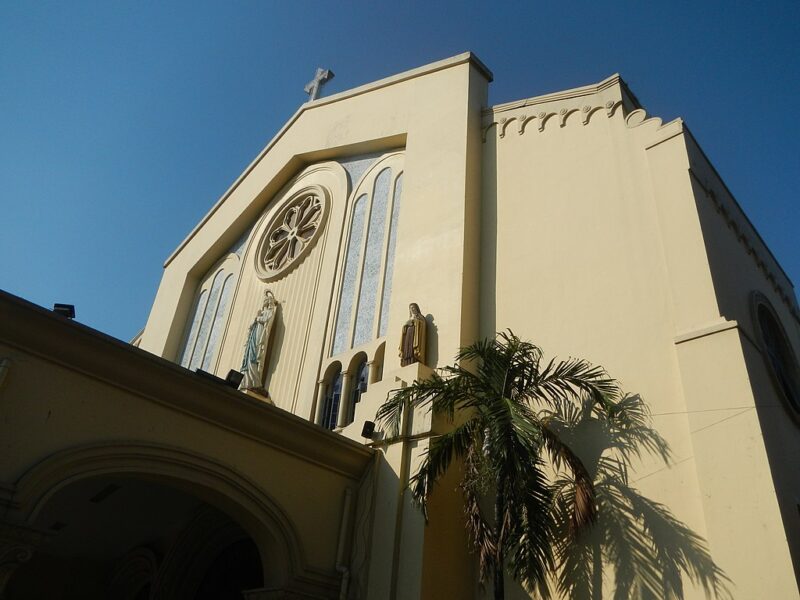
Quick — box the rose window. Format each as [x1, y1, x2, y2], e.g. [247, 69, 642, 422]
[255, 187, 329, 282]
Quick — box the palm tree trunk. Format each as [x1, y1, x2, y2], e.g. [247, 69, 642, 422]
[493, 487, 505, 600]
[591, 543, 602, 600]
[493, 564, 504, 600]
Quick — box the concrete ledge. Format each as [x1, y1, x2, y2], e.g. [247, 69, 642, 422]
[0, 291, 373, 479]
[674, 318, 739, 345]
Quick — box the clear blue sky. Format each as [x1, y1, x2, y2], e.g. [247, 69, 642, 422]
[2, 1, 798, 342]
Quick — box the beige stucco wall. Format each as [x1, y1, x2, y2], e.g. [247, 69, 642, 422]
[21, 52, 795, 598]
[482, 76, 800, 597]
[482, 81, 702, 525]
[0, 294, 378, 597]
[135, 54, 492, 599]
[215, 161, 350, 418]
[139, 54, 491, 385]
[685, 131, 800, 586]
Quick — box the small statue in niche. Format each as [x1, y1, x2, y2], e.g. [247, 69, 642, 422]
[399, 303, 427, 367]
[239, 290, 278, 395]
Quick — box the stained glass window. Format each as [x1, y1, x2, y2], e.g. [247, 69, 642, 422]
[178, 241, 243, 371]
[331, 153, 404, 355]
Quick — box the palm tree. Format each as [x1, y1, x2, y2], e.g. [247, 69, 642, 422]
[376, 331, 619, 599]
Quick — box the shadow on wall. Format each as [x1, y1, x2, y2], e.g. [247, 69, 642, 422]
[425, 313, 438, 368]
[546, 394, 732, 600]
[263, 301, 283, 392]
[479, 128, 498, 339]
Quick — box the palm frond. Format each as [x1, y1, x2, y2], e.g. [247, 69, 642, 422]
[375, 385, 409, 436]
[514, 413, 597, 533]
[375, 370, 462, 436]
[506, 460, 555, 598]
[409, 419, 482, 515]
[531, 356, 619, 410]
[462, 453, 496, 583]
[375, 330, 729, 599]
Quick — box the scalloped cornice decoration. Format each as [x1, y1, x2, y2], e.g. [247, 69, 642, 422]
[625, 108, 663, 129]
[691, 171, 800, 322]
[624, 108, 686, 145]
[482, 100, 622, 142]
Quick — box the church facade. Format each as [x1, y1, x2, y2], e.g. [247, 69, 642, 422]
[1, 53, 799, 598]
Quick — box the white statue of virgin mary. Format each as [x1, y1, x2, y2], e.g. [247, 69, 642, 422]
[239, 290, 278, 395]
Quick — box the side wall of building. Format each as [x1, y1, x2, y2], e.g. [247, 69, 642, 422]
[483, 81, 799, 597]
[686, 132, 800, 586]
[134, 57, 799, 598]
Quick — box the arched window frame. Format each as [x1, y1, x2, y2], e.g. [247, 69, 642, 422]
[316, 342, 386, 431]
[751, 292, 800, 422]
[371, 341, 385, 384]
[317, 362, 343, 430]
[343, 353, 369, 427]
[330, 152, 404, 357]
[178, 253, 242, 373]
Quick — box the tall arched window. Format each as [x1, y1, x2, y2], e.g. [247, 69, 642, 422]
[332, 153, 404, 355]
[178, 252, 241, 372]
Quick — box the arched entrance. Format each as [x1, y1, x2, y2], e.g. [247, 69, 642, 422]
[3, 444, 308, 600]
[7, 475, 264, 599]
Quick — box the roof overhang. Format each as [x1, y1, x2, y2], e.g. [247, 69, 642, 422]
[0, 291, 374, 479]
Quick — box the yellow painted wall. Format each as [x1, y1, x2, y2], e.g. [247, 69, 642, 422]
[483, 76, 800, 597]
[44, 54, 799, 598]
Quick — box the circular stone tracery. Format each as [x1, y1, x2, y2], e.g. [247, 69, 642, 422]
[255, 187, 329, 282]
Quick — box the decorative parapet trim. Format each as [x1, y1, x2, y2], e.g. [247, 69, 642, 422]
[625, 108, 667, 130]
[482, 73, 637, 142]
[483, 101, 622, 141]
[485, 73, 627, 115]
[624, 108, 685, 149]
[690, 170, 800, 322]
[625, 112, 796, 321]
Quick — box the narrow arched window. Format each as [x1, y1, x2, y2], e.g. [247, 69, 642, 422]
[332, 153, 404, 355]
[346, 359, 369, 426]
[321, 369, 343, 430]
[178, 248, 242, 372]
